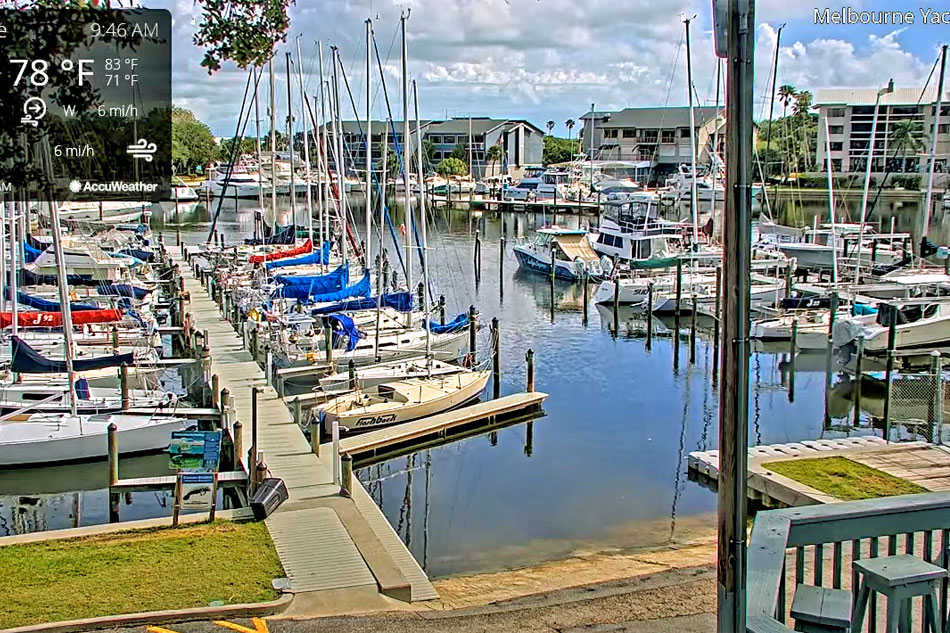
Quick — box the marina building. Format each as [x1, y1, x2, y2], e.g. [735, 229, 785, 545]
[814, 87, 950, 180]
[577, 106, 723, 180]
[330, 117, 544, 179]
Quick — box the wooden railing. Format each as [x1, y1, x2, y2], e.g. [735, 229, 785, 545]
[748, 492, 950, 632]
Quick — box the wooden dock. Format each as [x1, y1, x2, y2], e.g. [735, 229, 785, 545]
[337, 392, 548, 461]
[469, 197, 599, 214]
[170, 247, 438, 602]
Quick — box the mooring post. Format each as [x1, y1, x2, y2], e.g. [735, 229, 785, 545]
[524, 421, 534, 457]
[111, 326, 119, 354]
[646, 282, 655, 350]
[674, 257, 683, 331]
[499, 235, 505, 302]
[341, 452, 353, 496]
[468, 305, 477, 361]
[250, 324, 259, 361]
[217, 388, 230, 431]
[492, 317, 501, 399]
[292, 396, 302, 427]
[232, 420, 244, 472]
[883, 304, 897, 442]
[324, 322, 334, 367]
[176, 277, 186, 328]
[107, 422, 120, 522]
[788, 318, 798, 403]
[930, 351, 943, 443]
[525, 348, 535, 392]
[120, 363, 130, 410]
[348, 359, 357, 391]
[824, 292, 839, 428]
[689, 294, 697, 364]
[849, 336, 864, 428]
[612, 271, 620, 337]
[549, 242, 557, 319]
[582, 269, 589, 326]
[265, 345, 273, 387]
[250, 387, 260, 494]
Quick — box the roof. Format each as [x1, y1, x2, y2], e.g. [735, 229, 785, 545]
[815, 87, 950, 107]
[426, 118, 505, 135]
[579, 106, 720, 128]
[333, 117, 545, 137]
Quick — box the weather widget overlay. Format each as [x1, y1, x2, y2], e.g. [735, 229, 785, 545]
[0, 9, 171, 202]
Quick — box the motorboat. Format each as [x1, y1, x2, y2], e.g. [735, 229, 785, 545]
[58, 201, 151, 225]
[513, 227, 604, 282]
[832, 298, 950, 353]
[589, 193, 687, 262]
[317, 370, 490, 432]
[202, 164, 269, 198]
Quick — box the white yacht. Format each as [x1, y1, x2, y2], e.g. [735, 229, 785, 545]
[202, 164, 269, 198]
[832, 298, 950, 353]
[589, 193, 686, 263]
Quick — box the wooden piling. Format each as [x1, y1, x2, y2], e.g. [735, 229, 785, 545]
[219, 388, 230, 429]
[211, 374, 220, 409]
[689, 294, 697, 364]
[824, 292, 839, 428]
[341, 453, 353, 496]
[232, 421, 244, 471]
[439, 295, 446, 326]
[788, 318, 797, 403]
[348, 360, 357, 391]
[108, 422, 120, 522]
[120, 363, 129, 410]
[492, 317, 501, 399]
[499, 236, 505, 302]
[468, 305, 477, 360]
[646, 282, 654, 350]
[582, 270, 589, 326]
[931, 351, 944, 444]
[853, 337, 864, 427]
[324, 323, 334, 367]
[111, 326, 119, 353]
[525, 348, 535, 392]
[250, 387, 260, 493]
[549, 243, 556, 322]
[474, 230, 482, 284]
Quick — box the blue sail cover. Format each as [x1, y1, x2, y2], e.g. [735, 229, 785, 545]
[274, 264, 349, 299]
[265, 241, 332, 270]
[310, 292, 414, 315]
[292, 272, 372, 303]
[12, 290, 98, 312]
[23, 242, 43, 263]
[244, 223, 297, 245]
[327, 314, 362, 351]
[425, 312, 470, 334]
[99, 284, 152, 299]
[11, 336, 135, 374]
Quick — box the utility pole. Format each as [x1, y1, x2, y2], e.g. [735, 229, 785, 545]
[714, 0, 755, 631]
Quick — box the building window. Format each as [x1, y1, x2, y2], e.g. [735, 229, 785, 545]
[622, 128, 637, 138]
[661, 130, 675, 143]
[829, 142, 843, 152]
[893, 106, 921, 116]
[679, 127, 690, 138]
[429, 135, 442, 144]
[828, 108, 846, 118]
[604, 129, 618, 138]
[829, 125, 845, 135]
[443, 135, 455, 145]
[642, 129, 658, 143]
[939, 124, 950, 134]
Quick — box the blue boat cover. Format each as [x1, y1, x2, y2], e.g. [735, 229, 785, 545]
[99, 284, 152, 299]
[852, 304, 878, 316]
[310, 292, 414, 315]
[11, 336, 134, 374]
[244, 223, 297, 245]
[327, 314, 362, 351]
[300, 272, 372, 303]
[23, 242, 43, 263]
[274, 264, 349, 299]
[425, 312, 470, 334]
[12, 290, 98, 312]
[265, 241, 332, 270]
[23, 268, 100, 287]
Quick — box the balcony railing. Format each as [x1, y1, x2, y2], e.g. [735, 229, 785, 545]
[748, 492, 950, 632]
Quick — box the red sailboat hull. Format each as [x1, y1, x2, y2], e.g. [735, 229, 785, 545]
[249, 239, 312, 264]
[0, 309, 123, 329]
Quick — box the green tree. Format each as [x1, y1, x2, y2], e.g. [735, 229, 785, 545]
[545, 120, 555, 135]
[194, 0, 296, 72]
[171, 108, 217, 174]
[218, 137, 258, 161]
[436, 157, 468, 177]
[542, 136, 579, 165]
[778, 84, 797, 117]
[421, 139, 436, 168]
[486, 145, 505, 175]
[565, 118, 576, 142]
[449, 142, 468, 162]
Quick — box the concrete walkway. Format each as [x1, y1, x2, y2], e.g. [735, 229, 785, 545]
[170, 247, 436, 604]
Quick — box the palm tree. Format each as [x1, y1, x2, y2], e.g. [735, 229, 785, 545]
[545, 120, 555, 136]
[778, 84, 797, 117]
[486, 144, 505, 176]
[889, 120, 927, 171]
[565, 118, 575, 142]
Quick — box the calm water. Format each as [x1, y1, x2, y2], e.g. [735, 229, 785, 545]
[2, 194, 935, 576]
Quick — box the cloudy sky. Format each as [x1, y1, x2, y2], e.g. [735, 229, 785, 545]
[153, 0, 946, 136]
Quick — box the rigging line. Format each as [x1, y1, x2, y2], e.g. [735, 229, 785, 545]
[207, 68, 261, 244]
[643, 28, 683, 187]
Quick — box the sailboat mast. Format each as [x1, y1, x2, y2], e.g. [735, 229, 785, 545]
[48, 199, 77, 416]
[684, 16, 700, 247]
[414, 80, 431, 364]
[375, 124, 388, 362]
[285, 52, 298, 232]
[401, 11, 413, 297]
[824, 117, 839, 284]
[318, 42, 328, 260]
[923, 44, 948, 243]
[712, 59, 721, 241]
[9, 200, 17, 339]
[365, 19, 373, 270]
[295, 37, 315, 247]
[269, 58, 278, 225]
[330, 48, 348, 264]
[253, 66, 265, 241]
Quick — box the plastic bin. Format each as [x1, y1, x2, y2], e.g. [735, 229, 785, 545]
[251, 477, 288, 520]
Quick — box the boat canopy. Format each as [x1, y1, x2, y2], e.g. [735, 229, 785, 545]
[310, 292, 414, 315]
[12, 290, 98, 312]
[327, 313, 362, 351]
[425, 312, 469, 334]
[249, 239, 312, 264]
[265, 241, 332, 270]
[554, 233, 600, 263]
[10, 336, 134, 374]
[297, 272, 372, 304]
[274, 264, 349, 299]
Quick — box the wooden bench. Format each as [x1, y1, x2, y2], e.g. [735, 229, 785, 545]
[790, 584, 852, 632]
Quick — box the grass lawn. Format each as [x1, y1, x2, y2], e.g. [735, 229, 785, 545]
[764, 456, 927, 501]
[0, 520, 283, 630]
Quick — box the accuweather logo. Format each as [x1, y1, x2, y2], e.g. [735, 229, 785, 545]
[68, 180, 158, 194]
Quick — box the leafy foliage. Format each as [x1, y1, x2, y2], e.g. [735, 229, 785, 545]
[436, 157, 468, 177]
[542, 136, 579, 166]
[449, 142, 468, 162]
[217, 137, 258, 161]
[193, 0, 296, 73]
[171, 108, 216, 174]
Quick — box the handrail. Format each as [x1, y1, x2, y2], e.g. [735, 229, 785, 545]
[0, 392, 65, 422]
[747, 491, 950, 632]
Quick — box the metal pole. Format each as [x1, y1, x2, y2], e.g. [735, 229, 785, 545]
[499, 235, 505, 302]
[717, 1, 754, 630]
[923, 45, 948, 242]
[492, 317, 501, 399]
[364, 19, 373, 267]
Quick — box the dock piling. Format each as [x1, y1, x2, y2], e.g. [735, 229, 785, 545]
[324, 322, 334, 367]
[582, 270, 589, 326]
[930, 351, 943, 443]
[492, 317, 501, 399]
[612, 268, 619, 337]
[852, 337, 864, 427]
[250, 387, 260, 493]
[232, 420, 244, 472]
[265, 345, 273, 386]
[549, 243, 556, 322]
[348, 360, 357, 391]
[646, 282, 654, 350]
[439, 295, 446, 326]
[824, 292, 839, 429]
[525, 348, 535, 392]
[499, 236, 505, 302]
[341, 452, 353, 496]
[474, 230, 481, 284]
[211, 374, 220, 409]
[219, 388, 229, 429]
[468, 305, 477, 361]
[788, 318, 798, 403]
[883, 304, 897, 442]
[108, 423, 120, 522]
[120, 363, 129, 410]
